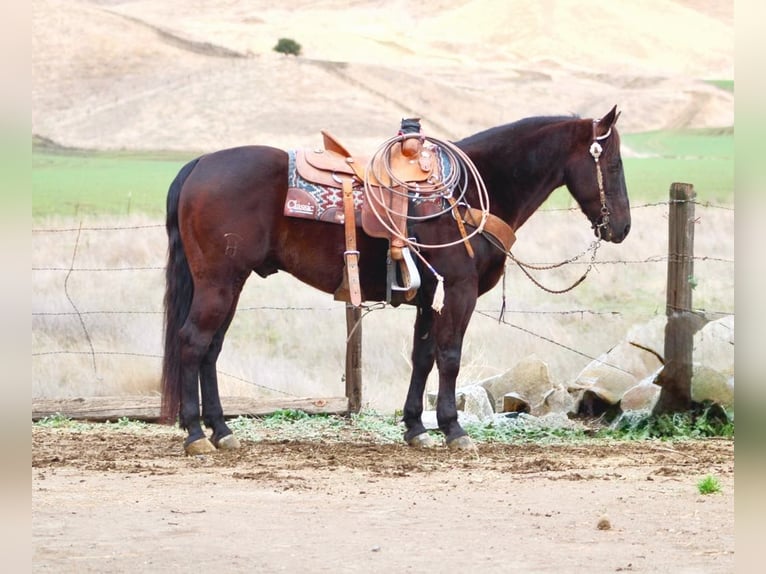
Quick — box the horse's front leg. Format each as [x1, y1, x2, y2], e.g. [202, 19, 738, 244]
[433, 283, 478, 450]
[402, 305, 437, 448]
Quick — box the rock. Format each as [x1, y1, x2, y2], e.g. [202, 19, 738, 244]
[620, 370, 662, 412]
[693, 316, 734, 376]
[455, 384, 495, 421]
[483, 355, 553, 413]
[578, 389, 623, 419]
[537, 384, 577, 415]
[625, 315, 666, 360]
[600, 340, 663, 383]
[572, 357, 638, 405]
[477, 373, 513, 412]
[692, 365, 734, 408]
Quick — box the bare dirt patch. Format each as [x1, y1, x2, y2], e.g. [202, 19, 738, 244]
[33, 426, 734, 573]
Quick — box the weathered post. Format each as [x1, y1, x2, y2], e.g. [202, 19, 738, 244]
[654, 182, 696, 414]
[345, 304, 363, 413]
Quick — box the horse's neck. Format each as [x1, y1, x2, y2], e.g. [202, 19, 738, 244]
[461, 122, 577, 230]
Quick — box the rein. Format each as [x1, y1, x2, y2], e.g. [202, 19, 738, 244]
[500, 119, 612, 295]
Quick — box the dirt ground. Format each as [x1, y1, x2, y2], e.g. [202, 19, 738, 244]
[33, 425, 734, 573]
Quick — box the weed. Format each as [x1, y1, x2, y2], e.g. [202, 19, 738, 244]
[464, 416, 588, 444]
[107, 417, 147, 430]
[265, 408, 313, 422]
[606, 404, 734, 440]
[349, 410, 404, 443]
[34, 413, 74, 428]
[697, 474, 722, 495]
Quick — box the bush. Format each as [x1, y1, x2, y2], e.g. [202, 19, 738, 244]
[273, 38, 302, 56]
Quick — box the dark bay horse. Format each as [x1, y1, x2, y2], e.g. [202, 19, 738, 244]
[161, 106, 631, 454]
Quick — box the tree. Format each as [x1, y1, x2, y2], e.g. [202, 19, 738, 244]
[273, 38, 302, 56]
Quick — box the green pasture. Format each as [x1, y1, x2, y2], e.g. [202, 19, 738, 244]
[32, 148, 195, 218]
[32, 127, 734, 219]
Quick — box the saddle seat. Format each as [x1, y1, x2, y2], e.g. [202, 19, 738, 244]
[296, 130, 436, 190]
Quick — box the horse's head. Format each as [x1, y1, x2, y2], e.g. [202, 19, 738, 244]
[565, 106, 631, 243]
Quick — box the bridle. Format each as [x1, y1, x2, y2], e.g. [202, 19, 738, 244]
[589, 119, 612, 240]
[501, 117, 615, 297]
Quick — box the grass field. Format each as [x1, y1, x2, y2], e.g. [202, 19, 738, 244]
[32, 127, 734, 218]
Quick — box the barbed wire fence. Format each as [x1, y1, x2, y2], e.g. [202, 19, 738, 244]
[32, 199, 734, 405]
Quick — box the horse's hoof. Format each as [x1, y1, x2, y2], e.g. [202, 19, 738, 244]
[447, 435, 476, 451]
[214, 433, 241, 450]
[185, 437, 216, 456]
[407, 432, 437, 449]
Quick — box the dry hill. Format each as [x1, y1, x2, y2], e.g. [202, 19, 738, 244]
[33, 0, 733, 152]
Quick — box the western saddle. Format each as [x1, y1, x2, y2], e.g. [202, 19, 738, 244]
[294, 119, 438, 306]
[291, 119, 516, 308]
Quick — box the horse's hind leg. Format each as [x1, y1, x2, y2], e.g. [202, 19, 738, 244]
[178, 281, 239, 454]
[199, 292, 242, 450]
[402, 305, 438, 448]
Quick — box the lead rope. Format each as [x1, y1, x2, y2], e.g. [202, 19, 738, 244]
[501, 119, 611, 297]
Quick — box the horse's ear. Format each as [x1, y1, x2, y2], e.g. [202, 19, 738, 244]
[596, 105, 620, 136]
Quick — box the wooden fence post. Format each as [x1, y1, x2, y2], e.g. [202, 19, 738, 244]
[654, 182, 697, 414]
[345, 304, 363, 413]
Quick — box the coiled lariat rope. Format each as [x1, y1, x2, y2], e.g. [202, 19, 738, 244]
[363, 133, 491, 311]
[363, 134, 491, 248]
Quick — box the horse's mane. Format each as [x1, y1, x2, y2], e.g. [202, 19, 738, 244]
[456, 114, 581, 147]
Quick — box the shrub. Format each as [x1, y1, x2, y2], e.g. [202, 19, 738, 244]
[273, 38, 302, 56]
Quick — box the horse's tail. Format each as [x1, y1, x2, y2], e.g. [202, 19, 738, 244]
[160, 158, 200, 424]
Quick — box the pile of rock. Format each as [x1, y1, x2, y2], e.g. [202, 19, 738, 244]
[423, 315, 733, 424]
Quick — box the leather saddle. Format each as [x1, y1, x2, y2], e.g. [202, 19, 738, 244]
[294, 130, 439, 304]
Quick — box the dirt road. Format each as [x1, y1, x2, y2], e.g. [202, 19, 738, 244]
[33, 426, 733, 573]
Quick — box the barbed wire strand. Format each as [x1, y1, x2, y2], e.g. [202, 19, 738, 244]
[30, 199, 734, 233]
[30, 253, 735, 273]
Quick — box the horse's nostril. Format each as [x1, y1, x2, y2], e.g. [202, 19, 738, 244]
[623, 223, 631, 237]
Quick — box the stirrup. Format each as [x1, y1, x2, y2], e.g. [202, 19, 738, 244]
[387, 247, 421, 295]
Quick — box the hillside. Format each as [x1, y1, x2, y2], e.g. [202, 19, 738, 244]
[32, 0, 733, 153]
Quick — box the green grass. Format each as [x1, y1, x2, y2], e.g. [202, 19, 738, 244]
[697, 474, 722, 495]
[33, 127, 734, 218]
[603, 404, 734, 440]
[34, 407, 734, 444]
[34, 413, 149, 431]
[32, 147, 194, 218]
[621, 128, 734, 204]
[527, 127, 734, 210]
[705, 79, 734, 93]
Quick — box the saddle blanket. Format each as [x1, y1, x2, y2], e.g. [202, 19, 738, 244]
[283, 146, 453, 225]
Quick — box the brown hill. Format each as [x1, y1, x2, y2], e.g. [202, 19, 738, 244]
[32, 0, 734, 152]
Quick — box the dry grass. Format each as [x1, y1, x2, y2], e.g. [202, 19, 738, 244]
[32, 201, 733, 412]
